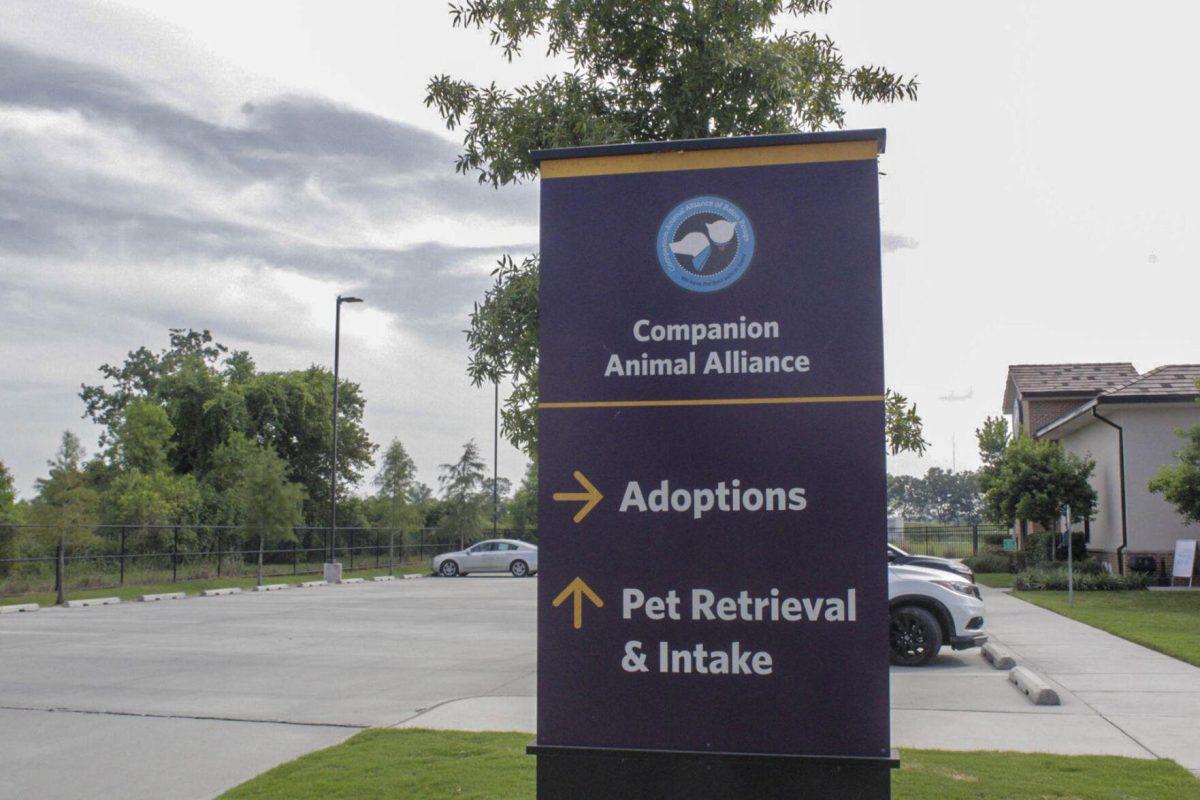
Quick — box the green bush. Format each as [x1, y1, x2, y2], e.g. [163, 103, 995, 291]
[964, 552, 1015, 574]
[982, 532, 1010, 548]
[1020, 531, 1090, 565]
[1014, 566, 1149, 591]
[1073, 557, 1107, 576]
[1024, 531, 1056, 565]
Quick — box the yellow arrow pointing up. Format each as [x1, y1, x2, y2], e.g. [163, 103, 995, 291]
[552, 471, 603, 523]
[552, 577, 603, 630]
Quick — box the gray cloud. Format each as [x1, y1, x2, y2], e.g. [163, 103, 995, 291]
[0, 41, 536, 219]
[3, 44, 425, 183]
[0, 41, 539, 351]
[0, 186, 531, 350]
[0, 196, 532, 359]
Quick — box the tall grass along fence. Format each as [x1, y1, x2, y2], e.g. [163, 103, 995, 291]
[897, 524, 1010, 559]
[0, 524, 539, 602]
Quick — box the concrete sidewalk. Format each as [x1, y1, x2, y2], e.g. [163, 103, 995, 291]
[969, 586, 1200, 777]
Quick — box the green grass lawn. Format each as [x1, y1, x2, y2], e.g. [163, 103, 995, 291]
[0, 564, 429, 607]
[1013, 590, 1200, 667]
[975, 572, 1015, 588]
[220, 729, 1200, 799]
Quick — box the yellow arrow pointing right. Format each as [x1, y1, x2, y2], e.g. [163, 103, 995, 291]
[552, 471, 604, 523]
[552, 577, 603, 629]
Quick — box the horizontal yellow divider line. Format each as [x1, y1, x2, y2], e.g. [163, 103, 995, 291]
[538, 394, 885, 410]
[539, 140, 878, 179]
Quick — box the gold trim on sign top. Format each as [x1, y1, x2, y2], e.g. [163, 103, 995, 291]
[538, 140, 879, 179]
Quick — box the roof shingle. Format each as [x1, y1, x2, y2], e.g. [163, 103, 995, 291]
[1103, 365, 1200, 399]
[1003, 362, 1139, 409]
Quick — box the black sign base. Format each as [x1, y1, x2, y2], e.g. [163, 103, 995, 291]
[529, 743, 898, 800]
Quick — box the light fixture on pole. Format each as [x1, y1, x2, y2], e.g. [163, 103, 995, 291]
[326, 294, 363, 584]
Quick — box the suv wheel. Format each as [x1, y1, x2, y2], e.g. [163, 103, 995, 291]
[890, 605, 943, 667]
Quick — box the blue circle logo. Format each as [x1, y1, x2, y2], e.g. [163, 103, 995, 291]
[656, 196, 755, 293]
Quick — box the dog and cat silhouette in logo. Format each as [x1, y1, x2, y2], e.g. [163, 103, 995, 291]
[669, 217, 739, 273]
[657, 196, 755, 293]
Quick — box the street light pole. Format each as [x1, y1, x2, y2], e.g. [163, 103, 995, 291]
[1065, 504, 1074, 608]
[327, 294, 362, 582]
[493, 381, 500, 538]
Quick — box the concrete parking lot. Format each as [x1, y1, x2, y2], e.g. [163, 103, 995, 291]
[2, 578, 1198, 799]
[0, 577, 535, 800]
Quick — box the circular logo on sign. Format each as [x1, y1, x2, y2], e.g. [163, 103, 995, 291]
[656, 196, 755, 293]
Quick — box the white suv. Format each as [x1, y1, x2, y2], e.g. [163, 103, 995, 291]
[889, 563, 987, 667]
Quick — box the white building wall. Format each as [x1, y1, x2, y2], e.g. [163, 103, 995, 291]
[1108, 404, 1200, 554]
[1056, 416, 1121, 554]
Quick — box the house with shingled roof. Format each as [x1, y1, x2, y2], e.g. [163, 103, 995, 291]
[1002, 363, 1200, 575]
[1002, 363, 1139, 436]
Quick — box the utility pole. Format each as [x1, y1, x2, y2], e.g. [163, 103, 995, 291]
[389, 487, 398, 577]
[56, 535, 65, 606]
[327, 294, 362, 583]
[493, 381, 500, 537]
[1065, 504, 1074, 608]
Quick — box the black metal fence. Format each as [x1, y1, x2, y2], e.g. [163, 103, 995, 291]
[0, 524, 539, 601]
[894, 524, 1011, 559]
[2, 521, 998, 602]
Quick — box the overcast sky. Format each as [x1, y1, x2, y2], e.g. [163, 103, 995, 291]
[1, 0, 1197, 497]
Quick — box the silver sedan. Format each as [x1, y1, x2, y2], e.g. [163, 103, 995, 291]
[433, 539, 538, 578]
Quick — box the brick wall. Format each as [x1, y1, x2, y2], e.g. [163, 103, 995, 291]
[1027, 398, 1088, 435]
[1089, 549, 1183, 579]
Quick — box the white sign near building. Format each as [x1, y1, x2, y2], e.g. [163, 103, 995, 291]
[1172, 539, 1198, 586]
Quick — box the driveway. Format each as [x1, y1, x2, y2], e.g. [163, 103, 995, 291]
[2, 578, 1198, 799]
[0, 577, 536, 800]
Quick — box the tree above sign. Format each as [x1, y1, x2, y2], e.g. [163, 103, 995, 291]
[426, 0, 919, 187]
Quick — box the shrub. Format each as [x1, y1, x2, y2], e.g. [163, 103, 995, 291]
[1073, 557, 1107, 576]
[964, 552, 1015, 574]
[1021, 531, 1091, 564]
[1024, 531, 1056, 566]
[982, 532, 1010, 548]
[1014, 566, 1149, 591]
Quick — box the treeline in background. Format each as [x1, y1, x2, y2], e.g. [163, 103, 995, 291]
[0, 329, 536, 595]
[887, 468, 982, 524]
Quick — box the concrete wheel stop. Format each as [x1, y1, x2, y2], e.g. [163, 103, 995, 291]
[981, 642, 1017, 670]
[1008, 666, 1060, 706]
[0, 603, 40, 614]
[139, 592, 186, 602]
[65, 597, 120, 608]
